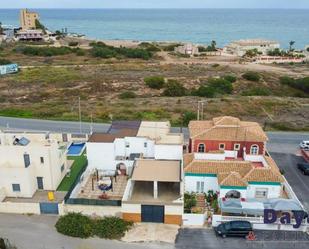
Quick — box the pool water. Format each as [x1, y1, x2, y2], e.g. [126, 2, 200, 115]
[67, 143, 85, 156]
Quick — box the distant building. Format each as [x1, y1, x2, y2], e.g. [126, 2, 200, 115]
[20, 9, 39, 30]
[224, 39, 280, 57]
[0, 132, 69, 198]
[174, 43, 199, 56]
[15, 29, 43, 41]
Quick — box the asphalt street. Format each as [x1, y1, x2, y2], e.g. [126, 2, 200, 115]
[270, 152, 309, 211]
[0, 214, 172, 249]
[175, 228, 309, 249]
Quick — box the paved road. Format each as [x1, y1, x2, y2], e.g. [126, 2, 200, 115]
[270, 152, 309, 211]
[0, 214, 172, 249]
[1, 116, 308, 153]
[175, 228, 309, 249]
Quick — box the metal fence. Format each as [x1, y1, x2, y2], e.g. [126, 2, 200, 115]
[66, 198, 121, 206]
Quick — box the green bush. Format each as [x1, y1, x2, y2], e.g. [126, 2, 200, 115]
[280, 76, 295, 85]
[241, 87, 271, 96]
[162, 43, 181, 52]
[55, 213, 94, 238]
[182, 111, 197, 126]
[55, 213, 133, 240]
[119, 91, 136, 99]
[208, 78, 233, 94]
[94, 217, 133, 240]
[68, 41, 79, 47]
[223, 74, 237, 83]
[242, 71, 261, 82]
[138, 42, 161, 52]
[144, 76, 165, 89]
[0, 59, 12, 65]
[192, 85, 216, 98]
[184, 192, 197, 213]
[16, 46, 74, 57]
[163, 80, 187, 96]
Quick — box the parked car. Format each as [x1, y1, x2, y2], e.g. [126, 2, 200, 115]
[300, 141, 309, 150]
[214, 220, 253, 238]
[297, 163, 309, 175]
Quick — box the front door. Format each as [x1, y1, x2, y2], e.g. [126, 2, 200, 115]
[37, 177, 44, 190]
[141, 205, 164, 223]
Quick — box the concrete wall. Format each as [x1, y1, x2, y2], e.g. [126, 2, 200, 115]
[184, 175, 219, 193]
[60, 203, 121, 217]
[183, 213, 207, 226]
[86, 142, 115, 170]
[0, 202, 40, 215]
[154, 144, 183, 160]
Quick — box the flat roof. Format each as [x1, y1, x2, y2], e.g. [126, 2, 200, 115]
[88, 129, 138, 143]
[131, 159, 181, 182]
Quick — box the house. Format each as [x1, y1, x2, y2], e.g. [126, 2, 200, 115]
[0, 132, 68, 198]
[224, 39, 280, 57]
[15, 29, 43, 41]
[86, 121, 184, 174]
[20, 9, 39, 30]
[184, 116, 284, 202]
[174, 43, 199, 56]
[122, 159, 183, 225]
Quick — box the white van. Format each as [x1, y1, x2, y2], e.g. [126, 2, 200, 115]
[300, 141, 309, 150]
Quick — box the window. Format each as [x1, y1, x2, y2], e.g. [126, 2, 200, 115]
[198, 144, 205, 153]
[125, 142, 130, 148]
[12, 184, 21, 192]
[250, 145, 259, 155]
[40, 157, 44, 164]
[144, 142, 147, 148]
[234, 144, 240, 151]
[196, 181, 204, 193]
[61, 164, 65, 172]
[23, 153, 30, 168]
[219, 143, 225, 150]
[255, 188, 268, 199]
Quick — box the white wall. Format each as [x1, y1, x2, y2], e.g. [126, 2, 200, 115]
[86, 142, 115, 170]
[165, 204, 183, 215]
[122, 203, 141, 213]
[0, 202, 40, 215]
[154, 144, 183, 160]
[60, 204, 121, 217]
[183, 213, 207, 226]
[185, 176, 219, 193]
[246, 184, 281, 199]
[194, 153, 225, 161]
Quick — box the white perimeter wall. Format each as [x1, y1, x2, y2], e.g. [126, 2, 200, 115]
[185, 176, 219, 193]
[183, 213, 207, 226]
[86, 142, 115, 170]
[60, 203, 121, 217]
[154, 144, 183, 160]
[0, 202, 40, 215]
[247, 184, 281, 199]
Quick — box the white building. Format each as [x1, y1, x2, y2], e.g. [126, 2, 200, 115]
[86, 121, 184, 174]
[174, 43, 199, 56]
[15, 29, 43, 41]
[224, 39, 280, 57]
[0, 132, 68, 198]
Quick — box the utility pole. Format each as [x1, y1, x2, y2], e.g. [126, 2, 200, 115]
[90, 112, 93, 134]
[197, 100, 206, 120]
[78, 97, 82, 134]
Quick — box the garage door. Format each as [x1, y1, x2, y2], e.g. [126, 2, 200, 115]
[39, 202, 59, 214]
[141, 205, 164, 223]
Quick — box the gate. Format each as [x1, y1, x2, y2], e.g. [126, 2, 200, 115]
[39, 202, 59, 214]
[141, 205, 164, 223]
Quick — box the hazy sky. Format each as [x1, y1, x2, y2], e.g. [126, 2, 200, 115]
[1, 0, 309, 9]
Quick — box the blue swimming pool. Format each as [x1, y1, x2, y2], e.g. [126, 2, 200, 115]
[67, 143, 85, 156]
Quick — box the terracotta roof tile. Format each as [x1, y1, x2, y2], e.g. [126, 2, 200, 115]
[189, 116, 268, 142]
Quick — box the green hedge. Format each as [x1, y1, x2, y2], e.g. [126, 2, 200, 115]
[163, 80, 187, 96]
[144, 76, 165, 89]
[55, 213, 133, 240]
[119, 91, 136, 99]
[242, 71, 261, 82]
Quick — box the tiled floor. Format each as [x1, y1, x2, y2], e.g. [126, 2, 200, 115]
[78, 175, 128, 200]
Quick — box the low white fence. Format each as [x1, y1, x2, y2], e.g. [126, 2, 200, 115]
[212, 215, 308, 232]
[282, 177, 305, 210]
[183, 213, 207, 226]
[0, 202, 40, 215]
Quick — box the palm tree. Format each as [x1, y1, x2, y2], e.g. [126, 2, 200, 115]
[289, 40, 295, 52]
[211, 40, 217, 50]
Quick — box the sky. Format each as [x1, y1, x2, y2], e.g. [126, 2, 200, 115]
[0, 0, 309, 9]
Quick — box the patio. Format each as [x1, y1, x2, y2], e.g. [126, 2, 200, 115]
[78, 174, 128, 200]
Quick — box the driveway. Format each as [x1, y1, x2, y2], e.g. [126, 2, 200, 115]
[0, 214, 173, 249]
[270, 152, 309, 211]
[175, 228, 309, 249]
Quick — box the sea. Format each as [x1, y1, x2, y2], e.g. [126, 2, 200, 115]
[1, 9, 309, 48]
